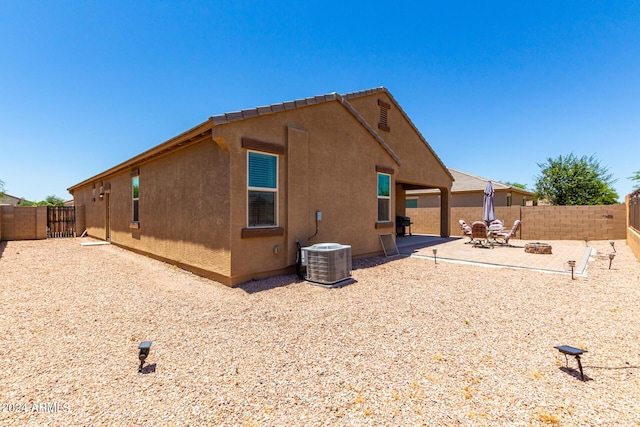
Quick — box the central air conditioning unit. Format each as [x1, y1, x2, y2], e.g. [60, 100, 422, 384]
[301, 243, 352, 285]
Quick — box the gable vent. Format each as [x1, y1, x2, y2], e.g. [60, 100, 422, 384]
[378, 99, 390, 132]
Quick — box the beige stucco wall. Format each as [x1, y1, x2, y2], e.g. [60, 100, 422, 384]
[72, 140, 233, 282]
[70, 94, 452, 285]
[408, 204, 627, 241]
[0, 206, 47, 240]
[346, 94, 452, 190]
[217, 100, 408, 283]
[347, 93, 453, 238]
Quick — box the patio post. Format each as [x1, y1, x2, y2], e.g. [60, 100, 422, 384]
[440, 187, 451, 238]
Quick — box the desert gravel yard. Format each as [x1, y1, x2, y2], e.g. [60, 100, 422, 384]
[1, 238, 640, 426]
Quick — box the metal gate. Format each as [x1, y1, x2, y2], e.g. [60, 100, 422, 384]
[47, 206, 76, 238]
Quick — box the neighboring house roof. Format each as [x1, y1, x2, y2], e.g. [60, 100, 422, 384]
[407, 168, 535, 196]
[0, 193, 24, 205]
[69, 87, 453, 192]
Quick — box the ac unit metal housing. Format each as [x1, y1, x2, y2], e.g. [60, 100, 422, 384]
[301, 243, 352, 285]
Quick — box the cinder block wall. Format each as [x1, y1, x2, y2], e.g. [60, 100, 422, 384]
[521, 204, 626, 240]
[408, 206, 522, 237]
[408, 204, 626, 241]
[0, 206, 48, 241]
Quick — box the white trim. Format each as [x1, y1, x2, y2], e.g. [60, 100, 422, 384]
[247, 150, 279, 228]
[131, 175, 139, 223]
[377, 172, 391, 222]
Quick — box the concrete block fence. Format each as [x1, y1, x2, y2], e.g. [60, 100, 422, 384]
[407, 204, 627, 241]
[0, 206, 48, 241]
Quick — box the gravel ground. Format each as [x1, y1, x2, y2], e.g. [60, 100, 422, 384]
[1, 237, 640, 426]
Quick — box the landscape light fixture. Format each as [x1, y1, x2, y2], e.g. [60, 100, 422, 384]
[138, 341, 152, 373]
[554, 345, 588, 381]
[608, 253, 616, 269]
[432, 248, 438, 264]
[567, 260, 577, 280]
[610, 241, 616, 252]
[584, 236, 588, 247]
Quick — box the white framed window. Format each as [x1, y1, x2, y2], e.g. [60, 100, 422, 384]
[132, 175, 139, 222]
[377, 173, 391, 222]
[247, 151, 278, 227]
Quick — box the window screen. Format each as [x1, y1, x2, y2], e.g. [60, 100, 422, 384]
[377, 173, 391, 222]
[406, 199, 418, 208]
[132, 176, 139, 222]
[248, 151, 277, 227]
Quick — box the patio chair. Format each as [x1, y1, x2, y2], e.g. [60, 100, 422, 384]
[471, 221, 491, 248]
[488, 219, 504, 240]
[459, 219, 474, 244]
[495, 220, 521, 246]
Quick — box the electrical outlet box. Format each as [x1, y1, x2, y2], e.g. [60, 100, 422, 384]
[316, 211, 322, 221]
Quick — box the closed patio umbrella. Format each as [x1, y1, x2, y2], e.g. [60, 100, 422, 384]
[483, 181, 496, 224]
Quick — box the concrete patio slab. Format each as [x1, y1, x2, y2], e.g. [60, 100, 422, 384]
[396, 234, 593, 276]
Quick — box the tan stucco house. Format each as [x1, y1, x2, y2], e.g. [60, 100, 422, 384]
[0, 194, 26, 206]
[406, 168, 535, 208]
[68, 87, 453, 285]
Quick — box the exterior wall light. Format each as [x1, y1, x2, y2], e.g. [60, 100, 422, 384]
[138, 341, 152, 373]
[608, 253, 616, 269]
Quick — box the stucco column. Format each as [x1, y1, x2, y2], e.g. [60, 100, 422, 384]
[440, 187, 451, 237]
[395, 183, 406, 218]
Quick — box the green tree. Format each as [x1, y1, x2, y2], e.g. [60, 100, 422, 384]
[534, 153, 619, 205]
[43, 195, 65, 206]
[630, 170, 640, 190]
[18, 195, 65, 206]
[502, 181, 528, 190]
[0, 179, 5, 199]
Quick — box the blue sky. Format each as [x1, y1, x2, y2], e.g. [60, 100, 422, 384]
[1, 1, 638, 202]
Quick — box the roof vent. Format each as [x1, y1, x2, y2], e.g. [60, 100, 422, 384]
[378, 99, 390, 132]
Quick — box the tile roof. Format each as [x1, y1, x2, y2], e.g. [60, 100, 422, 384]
[210, 93, 340, 125]
[210, 90, 401, 164]
[209, 86, 451, 179]
[407, 168, 535, 195]
[69, 87, 451, 191]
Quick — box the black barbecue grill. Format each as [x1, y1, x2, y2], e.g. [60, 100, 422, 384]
[396, 215, 412, 237]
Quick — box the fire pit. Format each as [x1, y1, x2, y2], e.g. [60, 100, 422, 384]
[525, 242, 552, 254]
